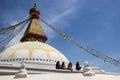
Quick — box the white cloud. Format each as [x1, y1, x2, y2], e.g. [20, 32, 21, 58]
[48, 9, 73, 24]
[9, 21, 18, 25]
[42, 9, 74, 40]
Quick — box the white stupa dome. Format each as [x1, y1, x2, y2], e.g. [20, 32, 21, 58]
[0, 42, 69, 64]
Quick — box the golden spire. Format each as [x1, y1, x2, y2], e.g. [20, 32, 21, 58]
[20, 4, 47, 42]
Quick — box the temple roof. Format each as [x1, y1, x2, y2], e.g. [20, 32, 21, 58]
[20, 4, 47, 42]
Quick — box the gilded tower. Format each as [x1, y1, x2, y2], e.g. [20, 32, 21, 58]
[20, 4, 47, 42]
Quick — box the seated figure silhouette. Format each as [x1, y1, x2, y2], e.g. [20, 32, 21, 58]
[61, 62, 65, 69]
[68, 62, 73, 71]
[56, 61, 61, 69]
[76, 61, 81, 70]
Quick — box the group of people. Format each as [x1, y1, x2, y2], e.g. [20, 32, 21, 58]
[56, 61, 81, 71]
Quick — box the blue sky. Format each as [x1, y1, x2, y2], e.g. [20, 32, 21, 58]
[0, 0, 120, 72]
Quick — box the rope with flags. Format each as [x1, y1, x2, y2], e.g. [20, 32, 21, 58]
[0, 18, 29, 35]
[0, 19, 29, 53]
[41, 18, 120, 68]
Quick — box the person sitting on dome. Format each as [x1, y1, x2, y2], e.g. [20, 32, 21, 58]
[76, 61, 81, 70]
[61, 62, 65, 69]
[56, 61, 61, 69]
[67, 62, 73, 71]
